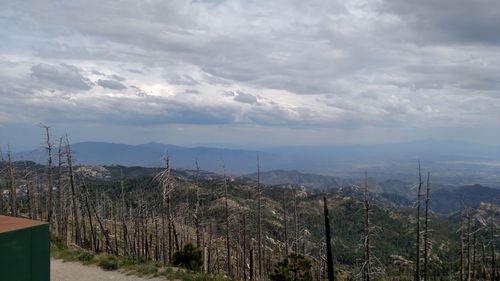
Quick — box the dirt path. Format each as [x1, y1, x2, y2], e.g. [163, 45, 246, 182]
[51, 259, 167, 281]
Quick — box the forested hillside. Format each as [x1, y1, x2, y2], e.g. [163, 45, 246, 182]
[1, 141, 498, 280]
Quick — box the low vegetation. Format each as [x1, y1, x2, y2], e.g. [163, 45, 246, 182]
[51, 237, 227, 280]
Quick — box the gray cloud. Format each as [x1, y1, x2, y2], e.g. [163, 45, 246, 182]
[166, 75, 199, 85]
[97, 79, 127, 90]
[1, 0, 500, 146]
[381, 0, 500, 45]
[31, 63, 91, 91]
[233, 92, 258, 104]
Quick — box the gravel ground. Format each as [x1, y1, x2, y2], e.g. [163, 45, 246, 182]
[51, 259, 166, 281]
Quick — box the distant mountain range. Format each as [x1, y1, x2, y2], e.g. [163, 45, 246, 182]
[13, 140, 500, 187]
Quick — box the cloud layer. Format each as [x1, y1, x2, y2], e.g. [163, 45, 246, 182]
[1, 0, 499, 147]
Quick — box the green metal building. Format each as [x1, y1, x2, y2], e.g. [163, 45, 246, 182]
[0, 215, 50, 281]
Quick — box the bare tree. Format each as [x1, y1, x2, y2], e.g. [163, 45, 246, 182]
[242, 214, 248, 280]
[423, 172, 431, 281]
[222, 163, 231, 277]
[81, 177, 96, 252]
[282, 187, 289, 259]
[363, 171, 372, 281]
[323, 195, 335, 281]
[120, 169, 129, 256]
[194, 159, 201, 249]
[415, 160, 423, 281]
[467, 210, 472, 281]
[0, 147, 3, 215]
[85, 180, 115, 255]
[490, 216, 497, 281]
[65, 134, 81, 246]
[7, 145, 17, 217]
[154, 155, 175, 264]
[24, 162, 33, 219]
[293, 186, 299, 254]
[256, 155, 263, 279]
[56, 137, 65, 238]
[460, 206, 465, 281]
[39, 124, 54, 224]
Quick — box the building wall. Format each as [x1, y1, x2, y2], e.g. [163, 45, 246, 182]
[0, 224, 50, 281]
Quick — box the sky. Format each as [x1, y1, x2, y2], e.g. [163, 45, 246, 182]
[1, 0, 500, 150]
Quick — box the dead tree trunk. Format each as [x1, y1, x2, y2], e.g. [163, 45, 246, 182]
[250, 247, 255, 281]
[363, 171, 371, 281]
[423, 172, 431, 281]
[223, 165, 232, 277]
[491, 217, 497, 281]
[56, 137, 65, 238]
[460, 207, 465, 281]
[323, 196, 335, 281]
[120, 170, 129, 256]
[283, 188, 289, 259]
[24, 162, 33, 219]
[481, 238, 488, 280]
[85, 180, 115, 255]
[256, 155, 263, 279]
[472, 232, 477, 281]
[82, 182, 96, 252]
[243, 215, 247, 280]
[415, 160, 423, 281]
[41, 125, 54, 224]
[467, 211, 472, 281]
[194, 160, 201, 249]
[7, 145, 17, 217]
[0, 148, 3, 215]
[293, 186, 299, 254]
[65, 135, 81, 246]
[171, 218, 180, 251]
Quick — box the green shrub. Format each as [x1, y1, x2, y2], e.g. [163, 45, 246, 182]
[172, 243, 203, 271]
[76, 251, 95, 263]
[135, 263, 158, 275]
[270, 253, 312, 281]
[96, 254, 119, 271]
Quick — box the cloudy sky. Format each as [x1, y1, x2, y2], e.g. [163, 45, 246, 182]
[1, 0, 500, 150]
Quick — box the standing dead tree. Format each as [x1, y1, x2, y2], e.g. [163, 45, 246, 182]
[323, 195, 335, 281]
[65, 134, 81, 246]
[222, 163, 231, 277]
[194, 159, 202, 249]
[39, 124, 54, 225]
[154, 156, 175, 264]
[423, 172, 431, 281]
[282, 187, 289, 259]
[81, 178, 96, 252]
[363, 171, 372, 281]
[7, 145, 17, 217]
[83, 179, 115, 255]
[490, 217, 497, 281]
[24, 162, 34, 219]
[293, 186, 300, 255]
[415, 160, 423, 281]
[460, 206, 465, 281]
[0, 148, 4, 215]
[120, 169, 129, 256]
[256, 155, 263, 279]
[466, 210, 472, 281]
[56, 137, 66, 238]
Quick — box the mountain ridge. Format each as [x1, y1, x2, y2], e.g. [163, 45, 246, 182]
[13, 140, 500, 187]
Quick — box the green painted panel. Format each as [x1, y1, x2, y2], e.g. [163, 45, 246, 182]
[31, 225, 50, 281]
[0, 228, 31, 281]
[0, 224, 49, 281]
